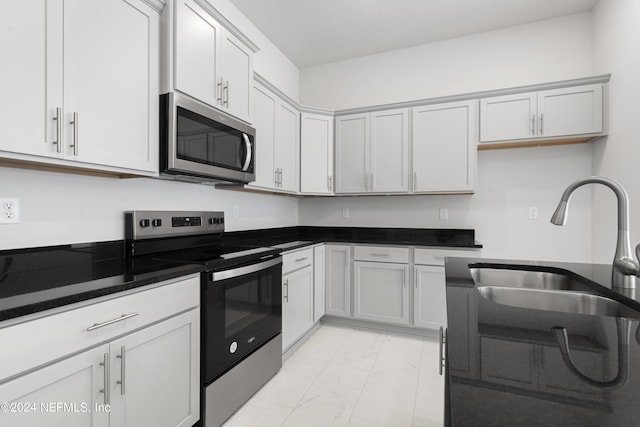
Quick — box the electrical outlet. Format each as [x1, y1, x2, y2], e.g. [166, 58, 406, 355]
[439, 208, 448, 220]
[528, 206, 538, 220]
[341, 208, 349, 219]
[233, 206, 240, 218]
[0, 198, 20, 224]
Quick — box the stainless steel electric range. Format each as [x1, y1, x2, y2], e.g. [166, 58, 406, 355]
[125, 210, 282, 427]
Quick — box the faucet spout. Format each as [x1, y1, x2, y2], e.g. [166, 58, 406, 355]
[550, 176, 638, 288]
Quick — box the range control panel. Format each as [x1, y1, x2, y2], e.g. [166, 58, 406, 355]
[125, 210, 224, 239]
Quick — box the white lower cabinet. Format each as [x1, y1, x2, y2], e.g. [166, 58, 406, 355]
[325, 244, 352, 318]
[313, 245, 326, 321]
[354, 261, 409, 326]
[414, 265, 447, 329]
[0, 275, 200, 427]
[282, 266, 314, 351]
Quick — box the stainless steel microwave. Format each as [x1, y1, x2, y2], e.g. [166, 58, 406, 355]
[160, 92, 255, 184]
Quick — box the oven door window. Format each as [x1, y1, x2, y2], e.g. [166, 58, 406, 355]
[205, 262, 281, 382]
[176, 106, 254, 173]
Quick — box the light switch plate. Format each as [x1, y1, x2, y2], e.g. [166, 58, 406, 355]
[439, 208, 448, 220]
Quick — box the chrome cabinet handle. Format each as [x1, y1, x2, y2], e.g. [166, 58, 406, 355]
[224, 80, 229, 107]
[242, 133, 252, 171]
[100, 353, 110, 404]
[87, 312, 140, 331]
[539, 113, 544, 135]
[53, 107, 62, 153]
[116, 346, 126, 395]
[274, 169, 278, 186]
[283, 279, 289, 303]
[413, 172, 417, 191]
[295, 257, 309, 262]
[414, 267, 418, 289]
[217, 78, 224, 105]
[370, 253, 390, 257]
[531, 114, 536, 135]
[439, 327, 446, 376]
[402, 269, 406, 287]
[327, 175, 331, 191]
[70, 112, 79, 155]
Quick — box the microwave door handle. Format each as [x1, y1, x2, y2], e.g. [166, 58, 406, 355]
[242, 133, 252, 172]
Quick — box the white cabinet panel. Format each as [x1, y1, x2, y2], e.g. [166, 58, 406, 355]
[0, 344, 110, 427]
[414, 265, 447, 329]
[175, 0, 221, 107]
[353, 261, 409, 326]
[335, 114, 369, 193]
[0, 1, 62, 158]
[252, 85, 276, 188]
[370, 109, 409, 193]
[537, 84, 603, 137]
[282, 266, 314, 350]
[110, 310, 200, 427]
[412, 101, 476, 193]
[222, 31, 253, 123]
[325, 244, 352, 318]
[480, 83, 604, 145]
[64, 0, 158, 172]
[480, 92, 537, 142]
[314, 245, 326, 322]
[300, 113, 334, 194]
[274, 101, 300, 192]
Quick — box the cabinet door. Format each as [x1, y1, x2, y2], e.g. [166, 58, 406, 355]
[446, 287, 478, 379]
[325, 245, 352, 318]
[413, 101, 475, 193]
[274, 100, 300, 192]
[480, 337, 537, 390]
[480, 92, 537, 142]
[221, 31, 253, 123]
[282, 267, 314, 350]
[252, 84, 276, 189]
[370, 109, 409, 193]
[174, 0, 222, 108]
[0, 0, 62, 158]
[0, 344, 110, 427]
[537, 84, 603, 138]
[353, 261, 409, 326]
[109, 309, 200, 427]
[300, 113, 334, 194]
[313, 245, 326, 322]
[414, 265, 447, 329]
[64, 0, 159, 172]
[335, 114, 369, 193]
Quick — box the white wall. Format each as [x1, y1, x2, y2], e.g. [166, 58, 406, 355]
[0, 166, 298, 250]
[300, 13, 594, 111]
[299, 13, 596, 262]
[591, 0, 640, 263]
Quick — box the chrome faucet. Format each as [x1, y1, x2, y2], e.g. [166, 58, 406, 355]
[551, 176, 640, 288]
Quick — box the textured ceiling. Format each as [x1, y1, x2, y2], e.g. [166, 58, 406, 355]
[229, 0, 598, 68]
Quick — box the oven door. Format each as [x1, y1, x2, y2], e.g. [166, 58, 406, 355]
[204, 256, 282, 383]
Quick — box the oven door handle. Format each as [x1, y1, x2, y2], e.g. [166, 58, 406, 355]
[212, 256, 282, 281]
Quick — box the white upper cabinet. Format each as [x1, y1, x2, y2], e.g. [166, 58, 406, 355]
[250, 82, 299, 193]
[480, 83, 604, 144]
[173, 0, 254, 123]
[412, 100, 476, 193]
[300, 112, 335, 194]
[0, 0, 159, 174]
[335, 109, 409, 194]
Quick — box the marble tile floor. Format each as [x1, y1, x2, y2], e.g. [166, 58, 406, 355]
[223, 324, 445, 427]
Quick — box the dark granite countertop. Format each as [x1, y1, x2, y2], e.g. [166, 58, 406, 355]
[445, 256, 640, 426]
[0, 226, 479, 324]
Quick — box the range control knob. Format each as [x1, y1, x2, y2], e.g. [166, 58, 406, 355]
[139, 219, 150, 228]
[151, 219, 162, 227]
[209, 217, 223, 225]
[229, 341, 238, 354]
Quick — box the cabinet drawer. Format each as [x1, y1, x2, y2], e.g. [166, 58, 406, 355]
[414, 248, 478, 266]
[0, 274, 200, 382]
[354, 246, 409, 263]
[282, 247, 313, 274]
